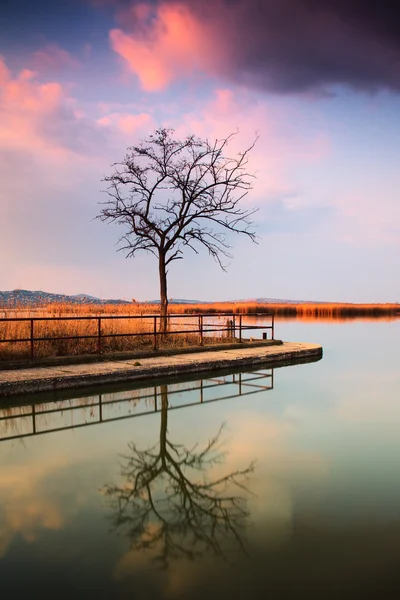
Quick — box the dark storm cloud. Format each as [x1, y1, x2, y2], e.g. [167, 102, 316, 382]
[4, 0, 400, 94]
[190, 0, 400, 93]
[105, 0, 400, 94]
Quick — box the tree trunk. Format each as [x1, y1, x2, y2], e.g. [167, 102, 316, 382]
[159, 252, 168, 334]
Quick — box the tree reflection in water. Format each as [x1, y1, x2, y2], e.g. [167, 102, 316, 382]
[102, 384, 255, 568]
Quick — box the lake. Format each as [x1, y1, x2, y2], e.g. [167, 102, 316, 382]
[0, 317, 399, 599]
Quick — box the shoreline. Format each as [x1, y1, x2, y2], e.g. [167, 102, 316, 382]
[0, 340, 323, 398]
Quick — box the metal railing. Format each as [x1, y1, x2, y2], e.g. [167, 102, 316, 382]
[0, 369, 274, 442]
[0, 312, 274, 359]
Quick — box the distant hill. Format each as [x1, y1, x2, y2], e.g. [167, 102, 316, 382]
[146, 299, 205, 304]
[0, 289, 328, 308]
[237, 297, 325, 304]
[145, 297, 321, 304]
[0, 289, 130, 307]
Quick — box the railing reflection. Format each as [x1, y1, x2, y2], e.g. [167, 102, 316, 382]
[0, 369, 273, 442]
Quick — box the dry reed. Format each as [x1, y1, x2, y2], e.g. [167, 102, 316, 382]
[0, 299, 398, 362]
[0, 308, 235, 361]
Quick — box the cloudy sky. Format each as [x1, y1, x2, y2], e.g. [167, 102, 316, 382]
[1, 0, 399, 302]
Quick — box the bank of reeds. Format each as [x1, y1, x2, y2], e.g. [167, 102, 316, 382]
[2, 300, 398, 319]
[0, 312, 235, 361]
[174, 301, 400, 319]
[0, 300, 398, 362]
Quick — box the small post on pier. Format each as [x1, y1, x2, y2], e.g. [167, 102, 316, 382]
[97, 317, 102, 354]
[153, 316, 158, 350]
[30, 319, 34, 359]
[199, 315, 203, 346]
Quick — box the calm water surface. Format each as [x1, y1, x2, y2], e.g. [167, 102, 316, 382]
[0, 318, 399, 599]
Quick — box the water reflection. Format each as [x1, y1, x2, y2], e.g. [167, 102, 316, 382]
[102, 384, 256, 568]
[1, 322, 400, 600]
[0, 370, 273, 442]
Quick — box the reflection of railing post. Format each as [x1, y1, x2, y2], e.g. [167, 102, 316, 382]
[153, 316, 157, 350]
[30, 319, 34, 358]
[97, 317, 102, 354]
[99, 394, 103, 422]
[199, 315, 203, 346]
[239, 314, 242, 343]
[32, 403, 36, 434]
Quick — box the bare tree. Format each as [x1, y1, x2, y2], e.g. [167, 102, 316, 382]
[102, 385, 255, 569]
[98, 128, 258, 330]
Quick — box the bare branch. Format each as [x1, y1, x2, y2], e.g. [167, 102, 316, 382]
[97, 128, 259, 316]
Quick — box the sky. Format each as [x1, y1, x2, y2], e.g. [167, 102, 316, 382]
[0, 0, 399, 303]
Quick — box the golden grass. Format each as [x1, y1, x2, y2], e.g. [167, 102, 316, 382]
[3, 300, 398, 317]
[171, 301, 400, 318]
[0, 299, 398, 362]
[0, 308, 236, 361]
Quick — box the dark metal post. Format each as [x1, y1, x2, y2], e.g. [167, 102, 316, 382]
[153, 316, 157, 350]
[97, 317, 102, 354]
[233, 314, 236, 339]
[239, 314, 242, 343]
[271, 313, 275, 340]
[199, 315, 203, 346]
[30, 319, 34, 359]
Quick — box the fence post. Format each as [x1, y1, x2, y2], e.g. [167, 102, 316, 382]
[199, 315, 203, 346]
[271, 313, 275, 340]
[232, 314, 236, 340]
[239, 314, 242, 343]
[97, 317, 102, 354]
[153, 316, 157, 350]
[30, 319, 34, 359]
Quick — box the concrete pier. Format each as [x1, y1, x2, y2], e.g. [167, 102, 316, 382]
[0, 341, 322, 397]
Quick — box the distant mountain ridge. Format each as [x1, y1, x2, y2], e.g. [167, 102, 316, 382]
[0, 289, 325, 307]
[0, 289, 130, 307]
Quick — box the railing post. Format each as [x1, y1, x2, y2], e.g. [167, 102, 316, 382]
[199, 315, 203, 346]
[271, 313, 275, 340]
[153, 316, 157, 350]
[97, 317, 102, 354]
[232, 314, 236, 340]
[239, 314, 242, 343]
[30, 318, 34, 359]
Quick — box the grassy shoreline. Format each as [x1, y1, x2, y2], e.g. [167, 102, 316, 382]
[0, 300, 397, 362]
[1, 300, 399, 318]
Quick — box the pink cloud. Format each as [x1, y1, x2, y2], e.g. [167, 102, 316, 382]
[97, 111, 155, 136]
[0, 57, 105, 157]
[32, 44, 80, 75]
[171, 88, 330, 203]
[109, 2, 223, 90]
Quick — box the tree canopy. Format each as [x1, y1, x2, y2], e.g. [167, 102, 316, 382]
[98, 128, 258, 320]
